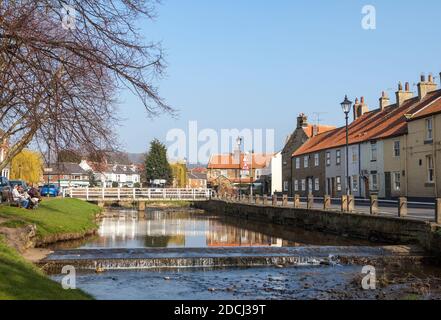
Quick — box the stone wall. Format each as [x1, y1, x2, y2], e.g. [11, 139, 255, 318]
[194, 200, 441, 256]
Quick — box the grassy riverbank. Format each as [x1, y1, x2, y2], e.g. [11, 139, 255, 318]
[0, 236, 92, 300]
[0, 198, 100, 300]
[0, 198, 101, 244]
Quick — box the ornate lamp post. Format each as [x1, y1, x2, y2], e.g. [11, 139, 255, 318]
[340, 95, 352, 196]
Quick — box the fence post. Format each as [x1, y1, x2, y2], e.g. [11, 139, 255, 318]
[307, 194, 314, 209]
[133, 188, 136, 200]
[398, 197, 408, 217]
[293, 194, 300, 208]
[341, 195, 348, 212]
[272, 194, 277, 206]
[436, 198, 441, 225]
[102, 187, 105, 200]
[117, 188, 121, 201]
[370, 195, 378, 215]
[323, 195, 331, 210]
[347, 195, 355, 212]
[255, 195, 261, 205]
[263, 194, 268, 205]
[282, 194, 288, 206]
[148, 189, 151, 200]
[86, 187, 89, 201]
[249, 194, 254, 204]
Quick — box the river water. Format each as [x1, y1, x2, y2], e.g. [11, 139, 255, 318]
[49, 208, 441, 300]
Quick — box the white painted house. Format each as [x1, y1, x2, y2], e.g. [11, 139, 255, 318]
[80, 160, 141, 188]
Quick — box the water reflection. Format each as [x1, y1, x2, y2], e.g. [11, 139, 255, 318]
[80, 209, 285, 249]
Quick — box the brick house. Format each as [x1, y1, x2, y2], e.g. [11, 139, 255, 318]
[281, 114, 335, 196]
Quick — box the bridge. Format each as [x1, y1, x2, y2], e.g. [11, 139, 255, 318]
[64, 188, 213, 202]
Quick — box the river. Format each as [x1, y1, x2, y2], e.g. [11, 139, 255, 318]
[48, 207, 441, 300]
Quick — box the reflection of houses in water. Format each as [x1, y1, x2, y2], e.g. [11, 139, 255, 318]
[92, 211, 284, 248]
[207, 219, 283, 247]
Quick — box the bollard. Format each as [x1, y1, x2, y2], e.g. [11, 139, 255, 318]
[263, 194, 268, 205]
[272, 194, 278, 206]
[282, 194, 288, 206]
[249, 194, 254, 204]
[370, 195, 378, 215]
[347, 195, 355, 212]
[436, 198, 441, 225]
[293, 194, 300, 208]
[398, 197, 408, 217]
[307, 194, 314, 209]
[341, 195, 348, 212]
[255, 195, 261, 205]
[323, 195, 331, 210]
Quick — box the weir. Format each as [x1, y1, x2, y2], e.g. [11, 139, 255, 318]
[39, 246, 430, 274]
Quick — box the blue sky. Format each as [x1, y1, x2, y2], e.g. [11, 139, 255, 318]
[117, 0, 441, 156]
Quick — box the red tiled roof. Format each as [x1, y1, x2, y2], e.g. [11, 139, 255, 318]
[293, 89, 441, 157]
[410, 95, 441, 120]
[208, 153, 274, 169]
[302, 124, 336, 138]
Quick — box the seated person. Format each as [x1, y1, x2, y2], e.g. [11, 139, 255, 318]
[27, 185, 41, 209]
[12, 185, 29, 209]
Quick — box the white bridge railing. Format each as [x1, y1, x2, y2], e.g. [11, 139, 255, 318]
[65, 188, 213, 201]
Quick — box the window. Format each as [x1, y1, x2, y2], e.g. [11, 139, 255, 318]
[352, 146, 358, 163]
[220, 169, 227, 177]
[314, 154, 319, 167]
[352, 175, 358, 192]
[294, 180, 299, 191]
[304, 156, 309, 168]
[326, 152, 331, 166]
[427, 155, 434, 183]
[283, 181, 289, 192]
[301, 179, 306, 191]
[393, 172, 401, 191]
[336, 150, 341, 165]
[426, 118, 433, 141]
[393, 141, 400, 157]
[370, 173, 378, 190]
[336, 176, 342, 191]
[314, 178, 320, 191]
[295, 158, 300, 169]
[371, 142, 377, 161]
[308, 178, 313, 192]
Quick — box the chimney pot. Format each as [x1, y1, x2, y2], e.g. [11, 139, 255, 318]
[360, 96, 365, 104]
[428, 74, 434, 83]
[421, 74, 426, 82]
[398, 82, 403, 91]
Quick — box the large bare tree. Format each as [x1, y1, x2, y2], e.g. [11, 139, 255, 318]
[0, 0, 171, 171]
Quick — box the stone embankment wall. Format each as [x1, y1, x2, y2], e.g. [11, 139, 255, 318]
[194, 200, 441, 257]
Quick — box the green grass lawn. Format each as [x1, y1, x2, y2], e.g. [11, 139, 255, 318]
[0, 236, 92, 300]
[0, 198, 100, 242]
[0, 198, 100, 300]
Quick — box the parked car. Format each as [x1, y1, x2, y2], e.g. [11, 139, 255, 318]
[9, 180, 29, 192]
[0, 176, 11, 202]
[40, 184, 60, 197]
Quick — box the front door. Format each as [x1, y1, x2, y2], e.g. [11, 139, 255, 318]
[385, 172, 392, 199]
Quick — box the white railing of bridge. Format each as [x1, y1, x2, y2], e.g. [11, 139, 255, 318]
[64, 188, 213, 201]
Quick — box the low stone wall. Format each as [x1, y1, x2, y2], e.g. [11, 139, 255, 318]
[194, 200, 441, 256]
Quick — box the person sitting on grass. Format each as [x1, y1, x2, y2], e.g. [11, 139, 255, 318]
[12, 185, 29, 209]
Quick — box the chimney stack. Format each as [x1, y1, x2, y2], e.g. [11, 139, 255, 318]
[418, 73, 437, 100]
[379, 91, 390, 111]
[396, 82, 413, 107]
[296, 113, 308, 129]
[353, 96, 369, 121]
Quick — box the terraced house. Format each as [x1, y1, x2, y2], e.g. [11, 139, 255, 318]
[292, 73, 441, 199]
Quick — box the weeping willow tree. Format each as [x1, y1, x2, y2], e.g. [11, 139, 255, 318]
[10, 149, 43, 184]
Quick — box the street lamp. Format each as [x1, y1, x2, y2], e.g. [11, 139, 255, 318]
[341, 95, 352, 196]
[236, 137, 243, 197]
